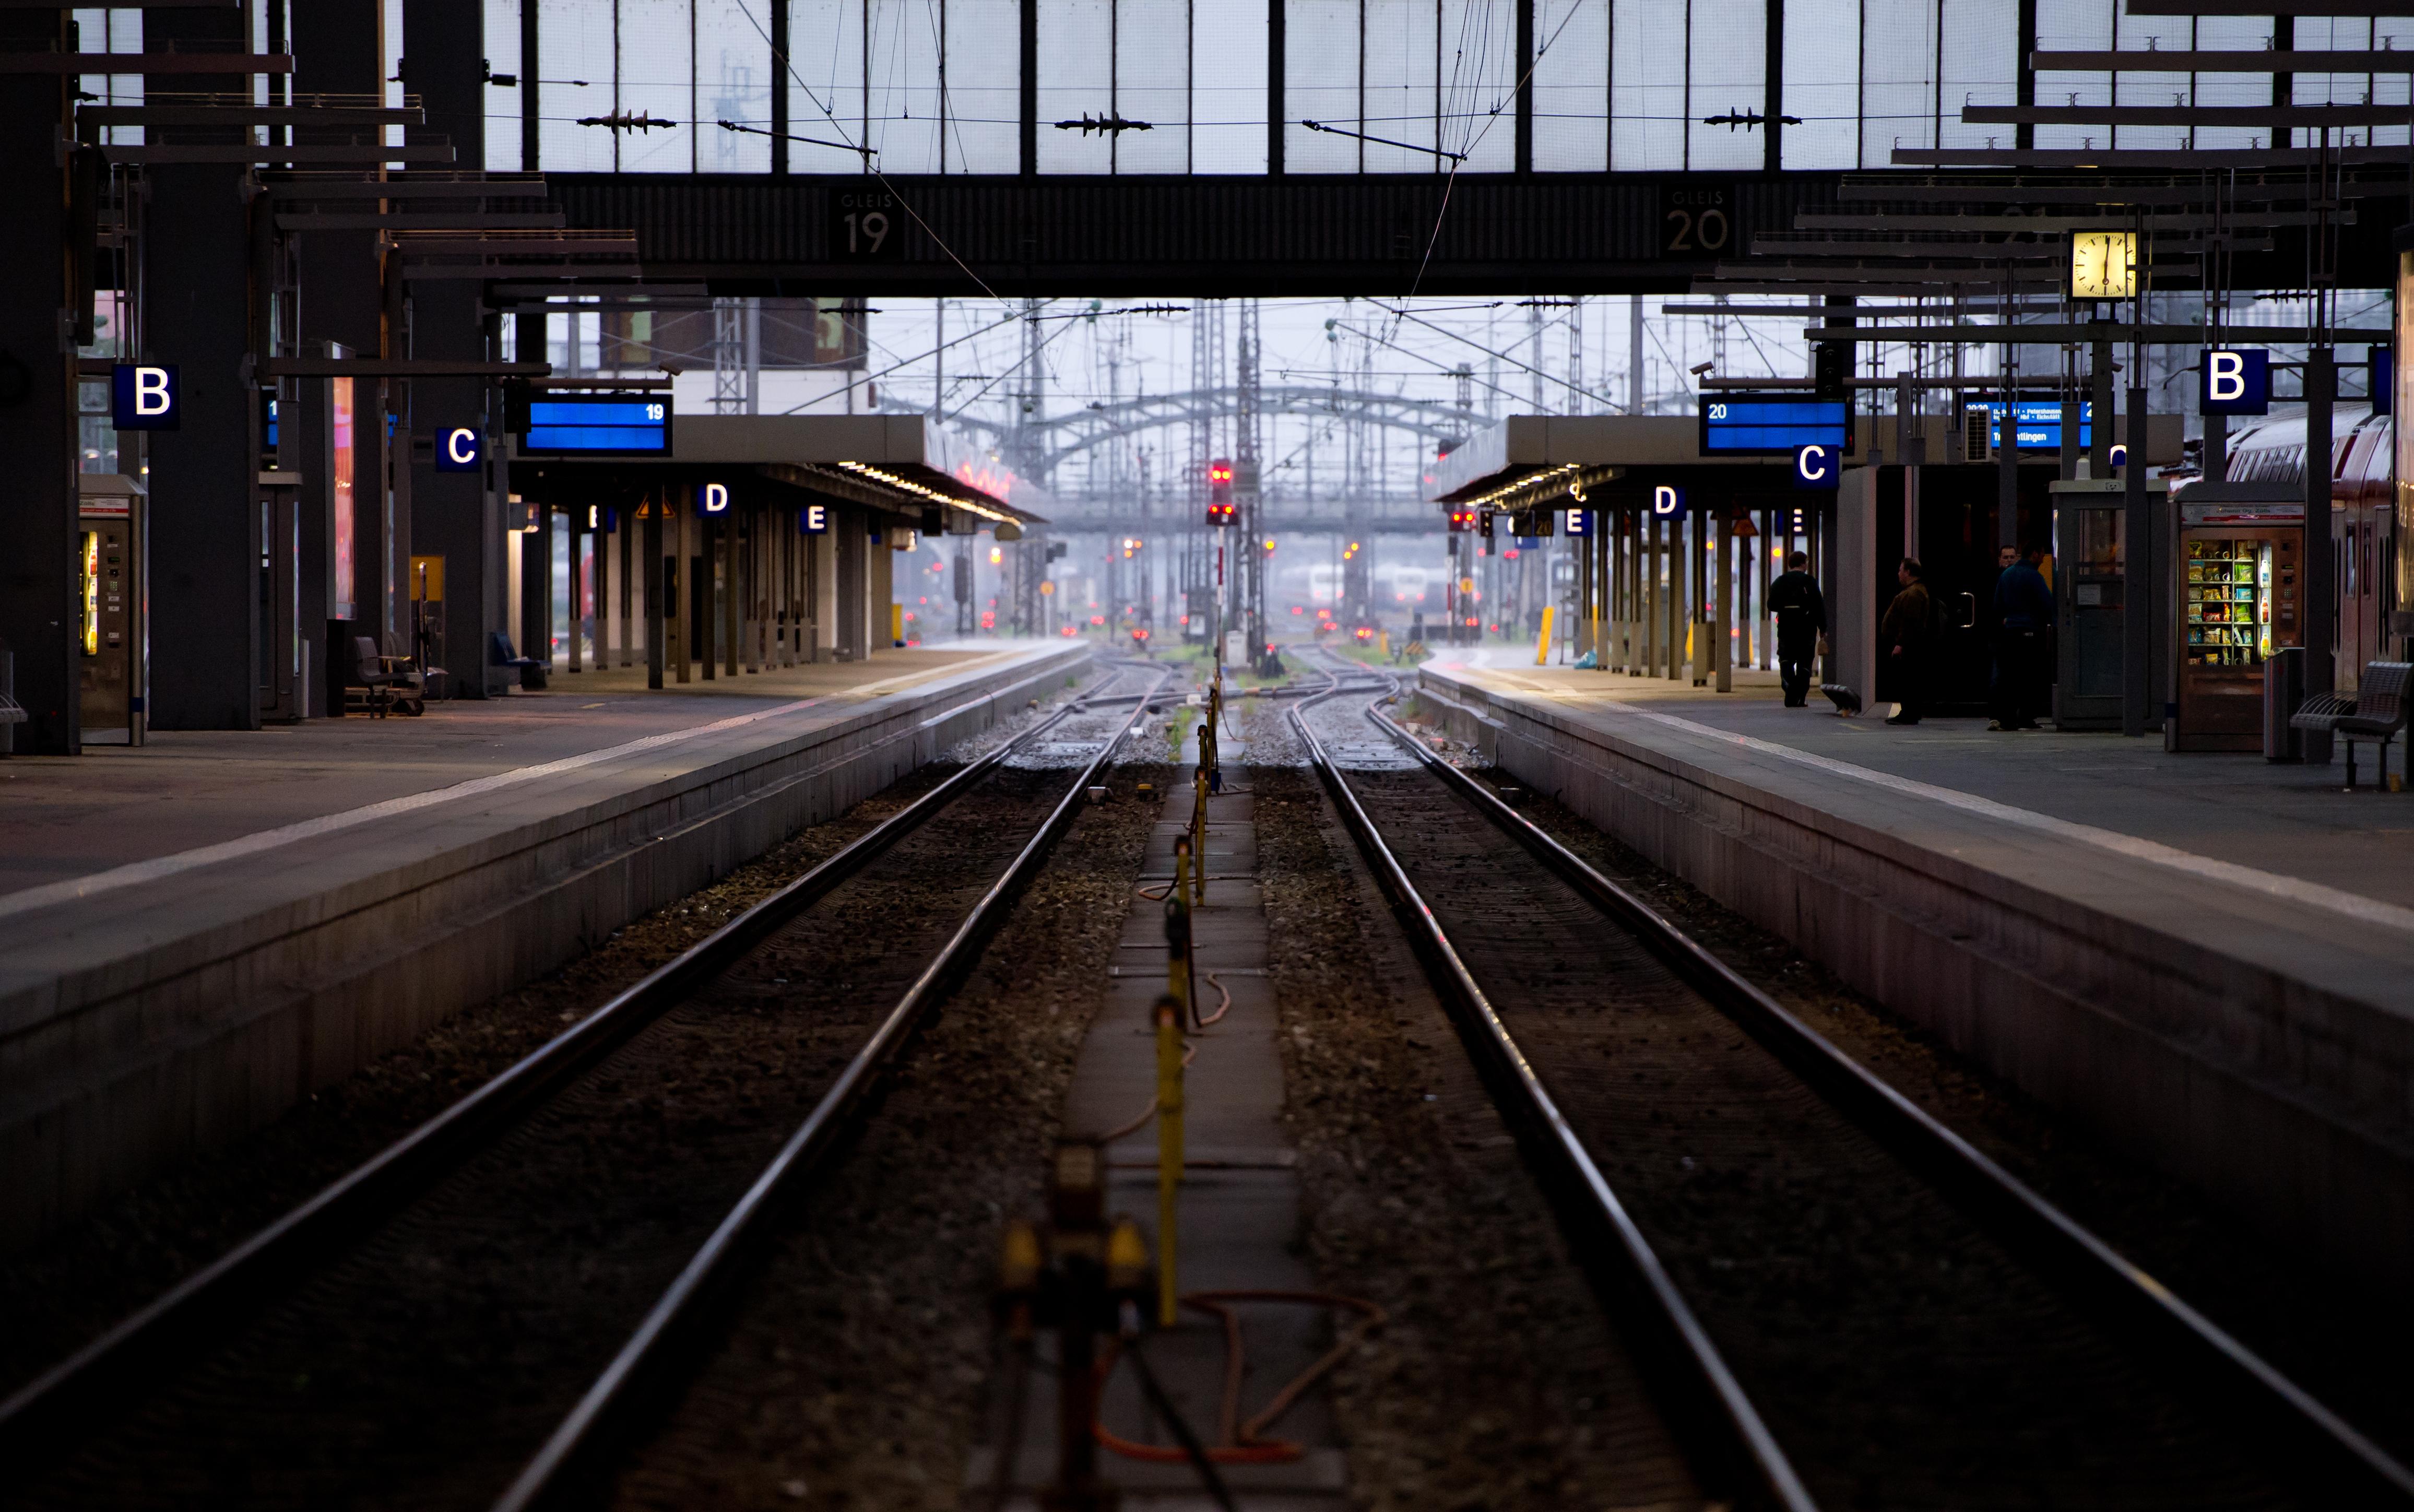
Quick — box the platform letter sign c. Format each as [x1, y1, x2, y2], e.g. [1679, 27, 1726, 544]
[1652, 484, 1685, 516]
[701, 482, 731, 514]
[111, 363, 179, 431]
[1793, 443, 1839, 489]
[801, 503, 829, 534]
[436, 426, 481, 473]
[2200, 348, 2270, 416]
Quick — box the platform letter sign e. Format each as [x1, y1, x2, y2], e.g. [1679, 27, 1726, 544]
[800, 503, 829, 534]
[436, 426, 481, 473]
[2200, 348, 2270, 416]
[111, 363, 179, 431]
[1652, 483, 1686, 516]
[1793, 443, 1839, 489]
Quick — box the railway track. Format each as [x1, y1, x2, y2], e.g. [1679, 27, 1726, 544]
[0, 660, 1173, 1512]
[1289, 660, 2414, 1512]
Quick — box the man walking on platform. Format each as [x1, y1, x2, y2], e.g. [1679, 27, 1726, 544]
[1767, 550, 1826, 707]
[1882, 557, 1938, 726]
[1991, 544, 2054, 730]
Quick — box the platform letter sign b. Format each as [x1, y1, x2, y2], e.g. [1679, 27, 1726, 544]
[111, 363, 179, 431]
[1652, 484, 1685, 516]
[2200, 348, 2270, 416]
[1793, 443, 1839, 489]
[701, 482, 731, 514]
[436, 426, 481, 473]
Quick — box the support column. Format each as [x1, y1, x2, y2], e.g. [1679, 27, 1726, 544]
[1641, 511, 1659, 677]
[0, 8, 78, 752]
[565, 509, 583, 674]
[723, 510, 741, 676]
[1716, 508, 1734, 692]
[144, 7, 258, 730]
[699, 514, 716, 681]
[2123, 382, 2151, 738]
[2303, 349, 2336, 762]
[645, 501, 665, 689]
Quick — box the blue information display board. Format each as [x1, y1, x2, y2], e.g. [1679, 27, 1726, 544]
[519, 394, 672, 456]
[1965, 400, 2091, 452]
[1699, 395, 1851, 456]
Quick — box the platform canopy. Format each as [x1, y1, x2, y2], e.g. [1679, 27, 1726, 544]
[1429, 410, 2188, 510]
[669, 412, 1053, 527]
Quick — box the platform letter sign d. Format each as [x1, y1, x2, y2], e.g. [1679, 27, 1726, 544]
[1793, 443, 1839, 489]
[701, 482, 731, 514]
[435, 426, 481, 473]
[800, 503, 829, 534]
[1652, 483, 1685, 516]
[2200, 348, 2270, 416]
[111, 363, 179, 431]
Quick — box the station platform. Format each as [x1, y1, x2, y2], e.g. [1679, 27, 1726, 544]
[0, 641, 1089, 1252]
[1412, 646, 2414, 1291]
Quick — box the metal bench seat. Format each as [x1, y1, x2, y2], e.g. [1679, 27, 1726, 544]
[2291, 662, 2411, 790]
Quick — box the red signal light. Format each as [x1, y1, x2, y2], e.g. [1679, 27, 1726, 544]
[1447, 509, 1476, 533]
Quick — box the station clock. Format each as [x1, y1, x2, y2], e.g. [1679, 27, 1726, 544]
[2068, 230, 2138, 300]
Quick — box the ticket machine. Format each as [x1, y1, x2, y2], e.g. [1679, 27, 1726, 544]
[76, 473, 146, 745]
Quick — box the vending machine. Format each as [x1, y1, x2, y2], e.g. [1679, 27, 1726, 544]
[2170, 495, 2304, 751]
[76, 473, 146, 745]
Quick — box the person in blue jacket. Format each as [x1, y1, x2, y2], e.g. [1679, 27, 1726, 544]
[1991, 544, 2054, 730]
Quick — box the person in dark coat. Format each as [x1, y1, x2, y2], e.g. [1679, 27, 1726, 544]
[1880, 557, 1939, 725]
[1766, 550, 1827, 707]
[1991, 544, 2054, 730]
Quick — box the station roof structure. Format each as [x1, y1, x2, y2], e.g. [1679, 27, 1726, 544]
[671, 413, 1054, 527]
[1427, 411, 2186, 508]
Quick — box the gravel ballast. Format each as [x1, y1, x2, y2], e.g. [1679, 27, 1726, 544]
[1242, 701, 1704, 1512]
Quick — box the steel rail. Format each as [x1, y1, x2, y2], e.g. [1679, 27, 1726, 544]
[1285, 671, 1818, 1512]
[493, 666, 1177, 1511]
[0, 659, 1141, 1476]
[1338, 673, 2414, 1507]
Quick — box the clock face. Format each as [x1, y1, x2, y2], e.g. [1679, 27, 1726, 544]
[2070, 231, 2136, 299]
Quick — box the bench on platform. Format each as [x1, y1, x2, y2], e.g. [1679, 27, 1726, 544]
[2290, 660, 2412, 790]
[489, 632, 550, 691]
[349, 636, 429, 718]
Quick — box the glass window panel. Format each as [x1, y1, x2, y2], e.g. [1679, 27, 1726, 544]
[2371, 21, 2412, 147]
[1285, 0, 1362, 172]
[539, 0, 619, 170]
[1530, 0, 1605, 172]
[1036, 0, 1113, 171]
[484, 0, 521, 170]
[77, 8, 144, 149]
[1688, 0, 1764, 171]
[1363, 0, 1439, 172]
[1115, 0, 1190, 170]
[1937, 0, 2014, 150]
[1782, 0, 1855, 168]
[943, 0, 1022, 172]
[1611, 0, 1683, 170]
[2109, 8, 2186, 152]
[866, 0, 943, 174]
[618, 1, 694, 172]
[1439, 0, 1517, 170]
[1861, 0, 1936, 168]
[2188, 15, 2268, 151]
[2033, 0, 2110, 150]
[1191, 0, 1265, 171]
[791, 0, 874, 172]
[697, 0, 772, 170]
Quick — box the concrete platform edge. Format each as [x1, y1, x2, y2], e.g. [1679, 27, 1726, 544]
[1414, 666, 2414, 1291]
[0, 645, 1090, 1252]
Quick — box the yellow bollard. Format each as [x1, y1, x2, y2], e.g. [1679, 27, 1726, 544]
[1534, 604, 1556, 666]
[1153, 996, 1185, 1328]
[1191, 770, 1209, 905]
